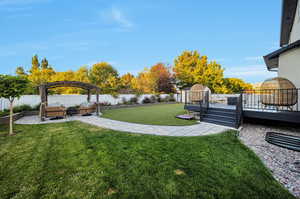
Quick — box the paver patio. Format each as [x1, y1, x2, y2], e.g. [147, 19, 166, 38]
[15, 115, 232, 136]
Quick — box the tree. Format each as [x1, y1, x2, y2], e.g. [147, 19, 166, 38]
[75, 66, 89, 83]
[223, 78, 253, 93]
[89, 62, 120, 93]
[173, 50, 225, 93]
[50, 70, 78, 94]
[132, 68, 156, 93]
[0, 75, 28, 135]
[28, 66, 55, 87]
[30, 54, 40, 73]
[41, 58, 49, 69]
[15, 66, 27, 77]
[149, 63, 174, 93]
[120, 73, 135, 91]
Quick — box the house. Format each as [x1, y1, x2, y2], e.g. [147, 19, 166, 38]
[264, 0, 300, 88]
[184, 0, 300, 127]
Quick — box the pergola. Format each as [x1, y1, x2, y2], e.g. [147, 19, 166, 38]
[39, 81, 101, 120]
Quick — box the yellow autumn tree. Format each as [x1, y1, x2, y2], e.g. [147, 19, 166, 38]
[27, 55, 56, 93]
[89, 62, 120, 94]
[132, 68, 156, 93]
[173, 50, 226, 93]
[223, 78, 253, 93]
[50, 70, 80, 94]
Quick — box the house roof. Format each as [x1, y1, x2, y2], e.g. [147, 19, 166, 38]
[264, 40, 300, 70]
[280, 0, 298, 47]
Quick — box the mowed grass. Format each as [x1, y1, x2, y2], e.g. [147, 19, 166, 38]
[0, 122, 294, 199]
[102, 103, 198, 126]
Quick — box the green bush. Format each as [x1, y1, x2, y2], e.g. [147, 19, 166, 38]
[155, 94, 162, 102]
[150, 95, 156, 103]
[13, 104, 33, 113]
[129, 96, 138, 104]
[0, 110, 9, 117]
[100, 102, 111, 106]
[32, 103, 41, 111]
[121, 97, 129, 105]
[142, 97, 151, 104]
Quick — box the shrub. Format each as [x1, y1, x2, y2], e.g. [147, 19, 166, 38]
[0, 110, 9, 117]
[122, 97, 129, 105]
[155, 94, 162, 102]
[168, 94, 176, 102]
[142, 97, 151, 104]
[13, 104, 33, 113]
[32, 103, 41, 111]
[100, 102, 111, 106]
[129, 96, 138, 104]
[169, 97, 176, 102]
[150, 95, 156, 103]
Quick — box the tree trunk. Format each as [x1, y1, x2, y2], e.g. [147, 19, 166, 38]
[9, 101, 13, 135]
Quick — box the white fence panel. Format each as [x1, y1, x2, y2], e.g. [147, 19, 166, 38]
[0, 94, 178, 111]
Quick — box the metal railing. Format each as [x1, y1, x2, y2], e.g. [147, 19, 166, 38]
[199, 91, 210, 120]
[235, 93, 243, 128]
[242, 88, 300, 112]
[184, 91, 210, 120]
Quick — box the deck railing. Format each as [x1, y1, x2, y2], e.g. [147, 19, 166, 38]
[199, 91, 210, 120]
[235, 93, 243, 128]
[242, 88, 300, 112]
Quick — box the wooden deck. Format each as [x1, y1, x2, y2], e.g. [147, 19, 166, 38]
[185, 103, 236, 112]
[185, 103, 300, 124]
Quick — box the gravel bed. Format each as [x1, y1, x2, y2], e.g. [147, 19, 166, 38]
[239, 123, 300, 198]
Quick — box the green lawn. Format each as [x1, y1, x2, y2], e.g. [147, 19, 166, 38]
[0, 122, 294, 199]
[102, 103, 198, 126]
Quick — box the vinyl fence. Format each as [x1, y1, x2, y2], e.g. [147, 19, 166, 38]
[0, 94, 179, 111]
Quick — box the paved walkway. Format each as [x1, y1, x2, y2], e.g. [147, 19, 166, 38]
[15, 115, 232, 136]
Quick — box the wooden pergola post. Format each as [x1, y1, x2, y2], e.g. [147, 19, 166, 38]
[87, 89, 91, 103]
[39, 85, 47, 121]
[96, 91, 100, 116]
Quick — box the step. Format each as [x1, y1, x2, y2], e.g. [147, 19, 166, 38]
[208, 107, 236, 113]
[207, 109, 236, 117]
[202, 118, 237, 128]
[203, 113, 236, 123]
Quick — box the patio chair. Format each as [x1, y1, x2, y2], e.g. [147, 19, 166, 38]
[45, 103, 67, 118]
[79, 102, 96, 116]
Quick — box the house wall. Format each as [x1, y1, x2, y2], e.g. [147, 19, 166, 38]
[278, 47, 300, 88]
[289, 0, 300, 43]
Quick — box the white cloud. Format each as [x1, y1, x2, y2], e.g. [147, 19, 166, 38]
[101, 7, 134, 31]
[111, 7, 133, 28]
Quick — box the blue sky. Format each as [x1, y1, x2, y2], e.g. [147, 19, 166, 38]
[0, 0, 281, 83]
